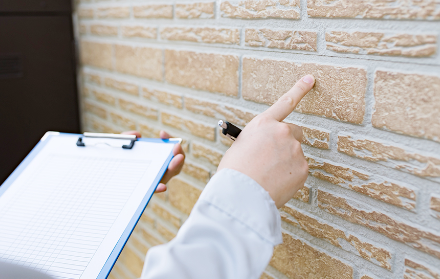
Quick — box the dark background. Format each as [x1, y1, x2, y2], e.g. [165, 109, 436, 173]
[0, 0, 80, 183]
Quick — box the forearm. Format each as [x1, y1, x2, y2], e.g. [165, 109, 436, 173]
[141, 169, 282, 279]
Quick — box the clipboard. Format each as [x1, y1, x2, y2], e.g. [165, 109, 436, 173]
[0, 132, 181, 279]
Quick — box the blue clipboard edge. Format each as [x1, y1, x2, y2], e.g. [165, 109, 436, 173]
[0, 132, 180, 279]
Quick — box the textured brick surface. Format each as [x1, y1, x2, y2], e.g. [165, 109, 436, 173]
[90, 24, 118, 36]
[119, 99, 158, 120]
[307, 155, 417, 210]
[292, 186, 309, 203]
[110, 112, 136, 130]
[307, 0, 440, 20]
[96, 7, 130, 18]
[80, 41, 112, 70]
[114, 45, 163, 81]
[168, 178, 202, 215]
[161, 112, 215, 141]
[150, 203, 181, 228]
[326, 31, 437, 57]
[281, 206, 392, 269]
[117, 246, 144, 277]
[104, 77, 138, 96]
[338, 134, 440, 178]
[246, 29, 317, 51]
[243, 57, 367, 124]
[431, 195, 440, 219]
[318, 190, 440, 259]
[182, 161, 210, 183]
[185, 97, 257, 126]
[300, 125, 330, 149]
[221, 0, 300, 19]
[165, 50, 239, 96]
[192, 142, 223, 166]
[133, 5, 173, 19]
[92, 89, 116, 106]
[175, 2, 215, 19]
[76, 0, 440, 277]
[404, 259, 440, 279]
[142, 87, 182, 109]
[78, 8, 94, 19]
[270, 233, 353, 279]
[373, 71, 440, 143]
[84, 101, 107, 119]
[161, 27, 240, 45]
[122, 26, 157, 39]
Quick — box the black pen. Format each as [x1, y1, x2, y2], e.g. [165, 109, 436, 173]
[218, 120, 242, 141]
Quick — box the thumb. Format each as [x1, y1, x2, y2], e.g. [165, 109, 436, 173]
[264, 75, 315, 122]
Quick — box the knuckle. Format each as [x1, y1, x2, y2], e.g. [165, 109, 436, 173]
[277, 124, 292, 137]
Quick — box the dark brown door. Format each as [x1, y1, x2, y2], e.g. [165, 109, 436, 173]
[0, 1, 80, 183]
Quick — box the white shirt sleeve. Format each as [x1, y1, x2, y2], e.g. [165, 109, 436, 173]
[140, 168, 282, 279]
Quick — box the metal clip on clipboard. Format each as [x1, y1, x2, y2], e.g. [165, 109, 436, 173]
[76, 133, 137, 149]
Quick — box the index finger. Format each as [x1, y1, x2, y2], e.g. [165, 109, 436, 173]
[264, 75, 315, 122]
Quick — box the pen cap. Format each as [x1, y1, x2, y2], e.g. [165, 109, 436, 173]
[224, 122, 242, 138]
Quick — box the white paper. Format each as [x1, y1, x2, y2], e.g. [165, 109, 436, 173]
[0, 135, 174, 279]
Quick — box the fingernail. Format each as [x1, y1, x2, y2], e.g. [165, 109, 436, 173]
[302, 75, 314, 84]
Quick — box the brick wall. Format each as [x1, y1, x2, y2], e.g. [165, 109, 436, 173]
[73, 1, 440, 278]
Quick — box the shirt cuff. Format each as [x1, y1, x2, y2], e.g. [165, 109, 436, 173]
[198, 168, 282, 246]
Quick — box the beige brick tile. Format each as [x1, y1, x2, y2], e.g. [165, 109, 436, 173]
[117, 246, 144, 278]
[404, 258, 440, 279]
[326, 31, 437, 57]
[431, 195, 440, 219]
[127, 235, 149, 256]
[176, 2, 215, 19]
[88, 118, 121, 133]
[161, 27, 240, 45]
[92, 90, 116, 106]
[300, 125, 330, 149]
[79, 24, 87, 35]
[168, 178, 202, 215]
[80, 41, 112, 70]
[281, 206, 392, 270]
[270, 233, 353, 279]
[156, 222, 176, 241]
[142, 87, 183, 109]
[139, 124, 161, 138]
[114, 45, 163, 81]
[185, 96, 257, 126]
[90, 24, 118, 36]
[192, 142, 224, 166]
[306, 155, 416, 211]
[150, 202, 181, 228]
[119, 99, 158, 120]
[110, 112, 136, 130]
[96, 6, 130, 18]
[318, 190, 440, 259]
[133, 5, 173, 19]
[373, 71, 440, 142]
[292, 185, 309, 203]
[260, 272, 274, 279]
[220, 0, 300, 19]
[361, 276, 375, 279]
[246, 29, 317, 51]
[182, 161, 210, 183]
[307, 0, 440, 20]
[139, 211, 155, 227]
[161, 112, 215, 141]
[84, 72, 101, 85]
[84, 101, 107, 119]
[242, 57, 367, 124]
[165, 50, 239, 96]
[78, 8, 94, 19]
[140, 227, 163, 246]
[104, 77, 139, 96]
[122, 26, 157, 39]
[338, 134, 440, 178]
